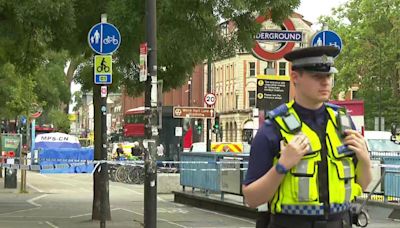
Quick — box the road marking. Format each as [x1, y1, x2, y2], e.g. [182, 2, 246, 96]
[45, 221, 59, 228]
[70, 208, 120, 218]
[0, 207, 39, 216]
[27, 194, 48, 207]
[69, 212, 92, 218]
[27, 183, 44, 193]
[193, 208, 256, 224]
[116, 208, 188, 228]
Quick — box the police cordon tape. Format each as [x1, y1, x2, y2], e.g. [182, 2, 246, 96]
[1, 157, 400, 171]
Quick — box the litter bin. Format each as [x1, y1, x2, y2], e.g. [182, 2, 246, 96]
[4, 168, 17, 188]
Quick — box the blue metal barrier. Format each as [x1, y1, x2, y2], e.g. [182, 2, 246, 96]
[180, 152, 249, 193]
[383, 157, 400, 198]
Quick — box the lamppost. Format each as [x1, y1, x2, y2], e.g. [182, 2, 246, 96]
[187, 78, 192, 106]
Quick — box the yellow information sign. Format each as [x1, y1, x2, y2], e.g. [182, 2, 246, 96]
[95, 55, 112, 74]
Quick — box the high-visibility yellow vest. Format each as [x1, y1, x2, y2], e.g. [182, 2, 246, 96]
[269, 101, 363, 215]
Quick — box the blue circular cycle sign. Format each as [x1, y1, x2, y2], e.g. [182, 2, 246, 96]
[311, 30, 342, 56]
[88, 23, 121, 54]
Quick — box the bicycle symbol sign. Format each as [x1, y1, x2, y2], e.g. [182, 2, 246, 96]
[88, 22, 121, 54]
[94, 55, 112, 85]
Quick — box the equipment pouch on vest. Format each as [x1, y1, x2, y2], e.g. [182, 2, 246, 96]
[330, 158, 355, 202]
[290, 160, 319, 202]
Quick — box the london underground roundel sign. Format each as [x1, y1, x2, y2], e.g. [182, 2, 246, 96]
[252, 16, 302, 61]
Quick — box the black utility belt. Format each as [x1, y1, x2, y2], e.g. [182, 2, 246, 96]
[270, 212, 350, 228]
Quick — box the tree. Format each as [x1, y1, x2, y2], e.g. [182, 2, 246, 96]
[47, 109, 70, 133]
[74, 0, 301, 96]
[320, 0, 400, 130]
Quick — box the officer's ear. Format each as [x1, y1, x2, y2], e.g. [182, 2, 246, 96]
[291, 70, 302, 86]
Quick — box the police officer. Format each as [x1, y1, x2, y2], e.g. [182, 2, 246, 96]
[242, 46, 372, 228]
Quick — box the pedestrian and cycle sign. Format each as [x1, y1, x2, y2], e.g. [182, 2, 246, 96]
[88, 22, 121, 55]
[311, 30, 342, 55]
[94, 55, 112, 85]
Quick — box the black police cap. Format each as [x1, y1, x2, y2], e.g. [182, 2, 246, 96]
[284, 46, 340, 74]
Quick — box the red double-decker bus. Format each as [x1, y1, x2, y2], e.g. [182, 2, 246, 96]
[123, 107, 146, 138]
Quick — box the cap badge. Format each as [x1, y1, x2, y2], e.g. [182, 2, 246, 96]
[321, 55, 328, 63]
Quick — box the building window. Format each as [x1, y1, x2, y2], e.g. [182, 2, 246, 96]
[264, 61, 275, 75]
[249, 62, 255, 77]
[248, 91, 256, 108]
[279, 62, 287, 76]
[236, 95, 239, 110]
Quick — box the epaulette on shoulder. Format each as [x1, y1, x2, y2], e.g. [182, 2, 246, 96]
[264, 119, 273, 126]
[325, 102, 342, 111]
[265, 103, 288, 120]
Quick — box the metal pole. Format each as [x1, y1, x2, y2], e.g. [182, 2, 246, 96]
[99, 13, 110, 228]
[144, 0, 157, 227]
[379, 48, 382, 131]
[20, 132, 26, 193]
[206, 60, 211, 152]
[188, 79, 191, 106]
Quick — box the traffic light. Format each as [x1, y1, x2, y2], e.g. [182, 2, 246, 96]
[196, 119, 203, 134]
[213, 114, 220, 134]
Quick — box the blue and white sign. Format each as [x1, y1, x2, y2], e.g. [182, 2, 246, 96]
[311, 30, 342, 55]
[88, 23, 121, 54]
[95, 74, 112, 84]
[20, 116, 27, 125]
[256, 30, 303, 42]
[34, 133, 81, 149]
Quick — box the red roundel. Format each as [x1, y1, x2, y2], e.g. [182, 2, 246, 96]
[252, 17, 297, 61]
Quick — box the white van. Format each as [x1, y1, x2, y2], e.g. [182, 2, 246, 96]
[363, 131, 400, 193]
[364, 131, 400, 155]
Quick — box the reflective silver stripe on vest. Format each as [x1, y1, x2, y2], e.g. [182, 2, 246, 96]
[296, 160, 310, 202]
[342, 160, 352, 202]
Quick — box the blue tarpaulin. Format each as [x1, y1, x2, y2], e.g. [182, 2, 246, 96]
[34, 132, 81, 150]
[39, 148, 94, 174]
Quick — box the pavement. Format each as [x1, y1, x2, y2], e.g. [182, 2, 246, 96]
[0, 169, 398, 228]
[0, 170, 256, 228]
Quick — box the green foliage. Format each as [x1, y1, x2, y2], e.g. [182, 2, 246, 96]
[0, 63, 39, 117]
[48, 108, 70, 133]
[103, 0, 300, 95]
[0, 0, 301, 125]
[33, 51, 71, 111]
[320, 0, 400, 130]
[0, 0, 75, 73]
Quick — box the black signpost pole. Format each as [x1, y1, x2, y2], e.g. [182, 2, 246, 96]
[206, 60, 211, 152]
[144, 0, 158, 227]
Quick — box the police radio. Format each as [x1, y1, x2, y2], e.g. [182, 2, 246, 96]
[336, 108, 355, 156]
[282, 113, 302, 134]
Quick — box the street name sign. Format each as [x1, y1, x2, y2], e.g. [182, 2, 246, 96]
[173, 107, 215, 119]
[88, 22, 121, 55]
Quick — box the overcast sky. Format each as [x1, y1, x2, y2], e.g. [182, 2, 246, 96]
[296, 0, 349, 29]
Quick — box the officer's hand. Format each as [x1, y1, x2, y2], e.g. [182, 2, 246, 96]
[278, 134, 310, 170]
[343, 129, 370, 162]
